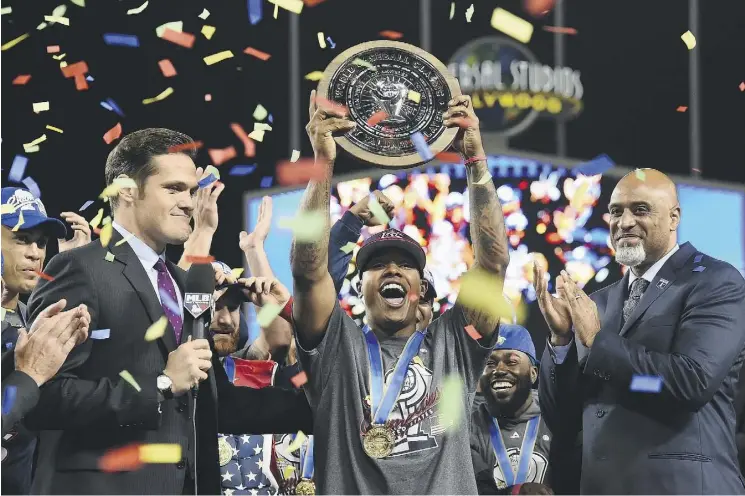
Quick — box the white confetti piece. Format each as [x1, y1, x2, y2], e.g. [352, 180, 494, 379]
[268, 0, 303, 14]
[0, 6, 12, 15]
[290, 149, 300, 162]
[44, 15, 69, 25]
[256, 303, 282, 328]
[317, 32, 326, 48]
[253, 104, 268, 121]
[126, 0, 148, 15]
[681, 30, 696, 50]
[198, 8, 210, 20]
[248, 130, 265, 142]
[449, 2, 454, 20]
[490, 7, 533, 43]
[155, 21, 183, 38]
[33, 101, 50, 113]
[438, 375, 465, 431]
[465, 4, 474, 22]
[119, 370, 141, 392]
[90, 329, 111, 340]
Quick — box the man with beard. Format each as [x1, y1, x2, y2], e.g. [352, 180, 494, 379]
[535, 169, 745, 494]
[290, 91, 508, 494]
[471, 325, 552, 495]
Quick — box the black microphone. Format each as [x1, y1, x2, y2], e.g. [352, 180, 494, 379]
[183, 262, 215, 398]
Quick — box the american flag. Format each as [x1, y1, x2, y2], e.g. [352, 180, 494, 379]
[218, 433, 278, 496]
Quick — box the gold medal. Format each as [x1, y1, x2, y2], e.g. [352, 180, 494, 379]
[218, 436, 233, 466]
[295, 478, 316, 495]
[362, 424, 395, 459]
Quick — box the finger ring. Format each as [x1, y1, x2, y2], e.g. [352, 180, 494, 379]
[575, 295, 581, 300]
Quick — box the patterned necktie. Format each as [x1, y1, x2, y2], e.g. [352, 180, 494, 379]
[623, 278, 650, 324]
[154, 259, 183, 343]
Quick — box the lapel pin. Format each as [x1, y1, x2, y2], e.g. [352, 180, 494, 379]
[656, 278, 669, 289]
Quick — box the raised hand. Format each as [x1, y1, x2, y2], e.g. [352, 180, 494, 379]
[163, 337, 213, 395]
[560, 270, 601, 348]
[350, 190, 395, 226]
[58, 212, 92, 252]
[533, 263, 573, 345]
[442, 95, 485, 160]
[240, 196, 272, 251]
[306, 89, 356, 163]
[193, 167, 225, 234]
[237, 276, 290, 308]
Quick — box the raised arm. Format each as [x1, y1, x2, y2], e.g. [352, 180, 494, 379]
[291, 90, 356, 349]
[177, 168, 224, 270]
[445, 96, 509, 340]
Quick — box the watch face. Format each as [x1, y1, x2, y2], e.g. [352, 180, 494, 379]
[157, 375, 172, 390]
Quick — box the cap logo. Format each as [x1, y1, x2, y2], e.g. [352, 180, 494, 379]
[379, 230, 403, 239]
[5, 191, 47, 216]
[497, 335, 506, 345]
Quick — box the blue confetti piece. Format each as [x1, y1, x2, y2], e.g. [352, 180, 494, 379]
[694, 254, 703, 263]
[22, 177, 41, 198]
[79, 200, 94, 211]
[5, 342, 13, 350]
[268, 114, 273, 124]
[86, 75, 94, 82]
[228, 164, 257, 176]
[574, 154, 615, 176]
[2, 385, 17, 415]
[410, 132, 434, 161]
[327, 36, 336, 49]
[630, 375, 662, 393]
[692, 266, 706, 272]
[103, 33, 140, 47]
[100, 101, 113, 112]
[260, 176, 273, 188]
[8, 155, 28, 183]
[90, 329, 110, 340]
[198, 174, 218, 189]
[105, 98, 125, 117]
[248, 0, 262, 25]
[160, 289, 181, 317]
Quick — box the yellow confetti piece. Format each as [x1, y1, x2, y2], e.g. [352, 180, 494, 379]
[278, 211, 326, 241]
[24, 145, 40, 153]
[290, 149, 300, 162]
[144, 316, 168, 341]
[407, 90, 421, 104]
[352, 58, 376, 71]
[465, 4, 474, 22]
[273, 3, 278, 18]
[340, 242, 357, 254]
[156, 21, 183, 37]
[24, 134, 47, 152]
[457, 268, 510, 320]
[635, 169, 646, 181]
[248, 130, 265, 142]
[317, 32, 326, 48]
[201, 25, 216, 39]
[253, 104, 268, 121]
[102, 216, 111, 226]
[33, 101, 50, 113]
[70, 0, 85, 6]
[44, 15, 69, 25]
[59, 61, 67, 68]
[45, 124, 63, 133]
[12, 211, 25, 232]
[0, 7, 12, 15]
[254, 122, 272, 132]
[449, 2, 454, 19]
[1, 308, 5, 321]
[204, 50, 234, 66]
[142, 87, 174, 105]
[282, 465, 295, 480]
[304, 71, 324, 81]
[438, 375, 465, 431]
[287, 431, 307, 452]
[2, 33, 30, 51]
[126, 0, 148, 15]
[231, 268, 244, 279]
[99, 184, 120, 199]
[119, 370, 141, 392]
[474, 172, 493, 186]
[1, 204, 17, 214]
[114, 177, 138, 189]
[570, 180, 590, 210]
[490, 7, 533, 44]
[99, 223, 113, 247]
[367, 195, 391, 225]
[52, 53, 66, 60]
[204, 165, 221, 180]
[104, 251, 116, 262]
[139, 444, 182, 463]
[256, 303, 282, 328]
[269, 0, 303, 14]
[198, 8, 210, 19]
[681, 30, 696, 50]
[115, 233, 134, 247]
[89, 208, 104, 229]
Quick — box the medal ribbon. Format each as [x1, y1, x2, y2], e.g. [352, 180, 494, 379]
[488, 415, 541, 486]
[362, 325, 427, 425]
[222, 355, 236, 383]
[300, 435, 314, 480]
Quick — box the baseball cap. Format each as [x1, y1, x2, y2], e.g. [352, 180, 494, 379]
[1, 187, 66, 238]
[213, 261, 249, 303]
[494, 324, 538, 365]
[422, 267, 437, 303]
[355, 228, 426, 275]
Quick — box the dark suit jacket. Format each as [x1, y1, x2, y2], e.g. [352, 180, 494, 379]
[539, 242, 745, 494]
[24, 230, 312, 495]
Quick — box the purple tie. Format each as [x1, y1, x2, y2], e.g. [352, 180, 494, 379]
[154, 259, 183, 343]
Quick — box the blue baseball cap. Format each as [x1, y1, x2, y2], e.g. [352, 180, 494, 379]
[1, 187, 66, 238]
[494, 324, 538, 365]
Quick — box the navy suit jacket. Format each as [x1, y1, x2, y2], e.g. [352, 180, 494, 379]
[539, 242, 745, 494]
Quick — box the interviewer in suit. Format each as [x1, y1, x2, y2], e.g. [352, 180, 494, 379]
[534, 169, 745, 494]
[25, 128, 312, 495]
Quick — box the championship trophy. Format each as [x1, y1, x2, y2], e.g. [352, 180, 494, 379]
[317, 40, 461, 169]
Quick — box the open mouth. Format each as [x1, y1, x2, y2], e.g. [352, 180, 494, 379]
[491, 379, 516, 392]
[378, 282, 407, 308]
[210, 328, 233, 336]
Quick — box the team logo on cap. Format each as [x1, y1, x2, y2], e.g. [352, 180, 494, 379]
[497, 335, 506, 345]
[5, 190, 46, 216]
[380, 230, 404, 239]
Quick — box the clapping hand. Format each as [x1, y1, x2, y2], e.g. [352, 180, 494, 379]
[559, 270, 601, 348]
[533, 263, 573, 345]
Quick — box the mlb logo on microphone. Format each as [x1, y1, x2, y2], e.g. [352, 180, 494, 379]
[185, 293, 211, 318]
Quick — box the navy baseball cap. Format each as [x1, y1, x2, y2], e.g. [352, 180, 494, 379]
[356, 228, 426, 275]
[494, 324, 538, 365]
[1, 187, 66, 238]
[422, 267, 437, 302]
[213, 261, 250, 303]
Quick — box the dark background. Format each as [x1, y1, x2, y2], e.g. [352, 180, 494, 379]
[2, 0, 744, 270]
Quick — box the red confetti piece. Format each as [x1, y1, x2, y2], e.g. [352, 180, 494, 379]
[161, 28, 195, 49]
[204, 94, 212, 101]
[277, 159, 326, 186]
[739, 82, 745, 92]
[168, 141, 203, 153]
[542, 26, 578, 35]
[185, 255, 215, 264]
[379, 30, 403, 40]
[34, 270, 55, 282]
[435, 151, 463, 163]
[313, 96, 348, 116]
[243, 46, 271, 61]
[99, 443, 143, 472]
[93, 227, 101, 235]
[208, 146, 237, 166]
[676, 106, 688, 112]
[290, 371, 308, 388]
[230, 123, 256, 157]
[366, 111, 388, 127]
[158, 59, 177, 77]
[464, 325, 482, 340]
[103, 123, 123, 144]
[61, 61, 89, 91]
[303, 0, 327, 6]
[46, 45, 60, 53]
[12, 74, 31, 85]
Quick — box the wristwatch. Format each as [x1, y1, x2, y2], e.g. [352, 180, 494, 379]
[157, 373, 174, 400]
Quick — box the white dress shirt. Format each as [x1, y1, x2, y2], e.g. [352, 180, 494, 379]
[549, 244, 680, 364]
[112, 221, 183, 318]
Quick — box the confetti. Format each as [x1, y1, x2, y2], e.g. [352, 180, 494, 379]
[70, 0, 85, 6]
[12, 74, 31, 85]
[47, 45, 60, 53]
[198, 174, 218, 189]
[185, 255, 215, 264]
[46, 125, 63, 133]
[230, 123, 256, 156]
[407, 90, 421, 104]
[103, 97, 125, 117]
[159, 289, 181, 317]
[0, 6, 11, 15]
[79, 200, 94, 211]
[410, 132, 434, 161]
[248, 130, 265, 142]
[230, 268, 244, 280]
[254, 122, 273, 132]
[208, 146, 237, 166]
[228, 164, 257, 176]
[304, 71, 323, 81]
[204, 50, 233, 65]
[158, 59, 177, 77]
[465, 4, 474, 22]
[630, 375, 662, 393]
[289, 150, 301, 163]
[11, 211, 25, 231]
[352, 58, 376, 71]
[90, 208, 104, 228]
[248, 0, 263, 24]
[8, 155, 28, 183]
[126, 1, 148, 15]
[542, 26, 577, 35]
[139, 444, 182, 464]
[44, 15, 69, 25]
[204, 93, 212, 101]
[34, 270, 54, 281]
[692, 266, 706, 272]
[256, 303, 282, 327]
[676, 106, 687, 112]
[449, 2, 455, 19]
[155, 21, 182, 37]
[260, 176, 273, 188]
[276, 159, 325, 185]
[340, 242, 357, 254]
[99, 443, 143, 472]
[168, 141, 203, 153]
[438, 375, 465, 431]
[161, 28, 195, 49]
[464, 324, 482, 340]
[90, 329, 111, 340]
[457, 268, 510, 320]
[22, 177, 41, 198]
[142, 87, 174, 104]
[52, 53, 67, 61]
[61, 61, 89, 90]
[282, 466, 295, 480]
[103, 122, 122, 144]
[317, 32, 326, 49]
[326, 36, 335, 49]
[144, 316, 168, 341]
[278, 211, 326, 242]
[681, 30, 696, 50]
[379, 30, 403, 40]
[204, 165, 221, 181]
[99, 223, 113, 247]
[635, 169, 646, 181]
[490, 8, 533, 43]
[570, 179, 590, 210]
[201, 25, 216, 39]
[435, 151, 462, 163]
[288, 431, 307, 452]
[574, 153, 615, 176]
[2, 33, 30, 51]
[268, 0, 303, 14]
[367, 194, 391, 225]
[290, 371, 308, 388]
[2, 386, 18, 415]
[104, 251, 116, 262]
[244, 46, 270, 60]
[253, 104, 268, 121]
[739, 82, 745, 92]
[694, 254, 703, 263]
[198, 8, 210, 19]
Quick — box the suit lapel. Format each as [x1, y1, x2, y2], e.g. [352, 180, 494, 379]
[619, 242, 696, 337]
[603, 273, 628, 336]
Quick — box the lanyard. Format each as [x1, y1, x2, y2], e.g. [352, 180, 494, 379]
[222, 355, 235, 383]
[488, 415, 541, 486]
[362, 325, 427, 425]
[299, 435, 314, 480]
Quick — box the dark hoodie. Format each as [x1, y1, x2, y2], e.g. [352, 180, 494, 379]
[470, 390, 552, 494]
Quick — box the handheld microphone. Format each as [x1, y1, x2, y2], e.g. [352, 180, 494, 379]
[183, 262, 216, 398]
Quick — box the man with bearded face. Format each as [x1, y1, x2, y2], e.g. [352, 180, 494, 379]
[534, 169, 745, 494]
[471, 325, 553, 495]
